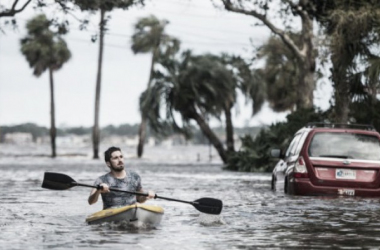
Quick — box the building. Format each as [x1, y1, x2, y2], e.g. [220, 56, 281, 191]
[4, 132, 33, 144]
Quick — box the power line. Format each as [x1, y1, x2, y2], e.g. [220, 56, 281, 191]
[13, 15, 260, 45]
[68, 35, 255, 51]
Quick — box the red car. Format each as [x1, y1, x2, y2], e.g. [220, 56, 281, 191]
[271, 123, 380, 196]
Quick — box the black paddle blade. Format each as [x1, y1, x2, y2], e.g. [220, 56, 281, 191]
[41, 172, 77, 190]
[193, 197, 223, 215]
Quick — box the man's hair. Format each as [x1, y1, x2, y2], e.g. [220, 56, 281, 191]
[104, 146, 121, 163]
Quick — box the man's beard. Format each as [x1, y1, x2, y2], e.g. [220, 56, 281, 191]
[110, 163, 124, 172]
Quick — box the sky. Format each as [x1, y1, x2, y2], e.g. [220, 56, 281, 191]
[0, 0, 332, 128]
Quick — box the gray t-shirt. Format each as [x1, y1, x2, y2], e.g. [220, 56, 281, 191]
[94, 170, 143, 209]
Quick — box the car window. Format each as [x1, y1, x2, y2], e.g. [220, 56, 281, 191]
[285, 133, 302, 157]
[308, 132, 380, 161]
[294, 131, 308, 155]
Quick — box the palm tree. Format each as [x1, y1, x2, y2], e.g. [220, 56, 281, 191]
[140, 51, 265, 163]
[220, 54, 266, 152]
[177, 54, 235, 160]
[20, 14, 71, 157]
[73, 0, 145, 159]
[257, 35, 301, 112]
[131, 15, 180, 158]
[316, 0, 380, 123]
[144, 53, 230, 162]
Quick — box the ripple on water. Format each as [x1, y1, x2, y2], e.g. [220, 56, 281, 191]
[3, 155, 380, 249]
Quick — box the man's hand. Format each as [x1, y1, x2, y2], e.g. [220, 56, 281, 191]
[89, 183, 109, 205]
[147, 190, 156, 199]
[98, 183, 110, 193]
[137, 190, 156, 203]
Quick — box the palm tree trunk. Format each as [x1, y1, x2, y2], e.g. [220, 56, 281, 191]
[297, 24, 315, 110]
[297, 64, 315, 109]
[188, 108, 227, 163]
[369, 84, 378, 125]
[137, 115, 147, 157]
[137, 45, 158, 158]
[331, 58, 350, 123]
[333, 81, 350, 123]
[49, 67, 56, 158]
[224, 104, 235, 153]
[92, 8, 106, 159]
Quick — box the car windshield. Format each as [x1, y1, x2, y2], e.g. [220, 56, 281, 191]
[308, 132, 380, 161]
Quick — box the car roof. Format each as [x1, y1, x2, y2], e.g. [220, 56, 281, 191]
[295, 123, 379, 135]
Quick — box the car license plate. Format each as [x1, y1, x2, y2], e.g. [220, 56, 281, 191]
[336, 169, 356, 179]
[338, 189, 355, 196]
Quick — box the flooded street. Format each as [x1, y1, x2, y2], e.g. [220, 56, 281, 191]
[2, 145, 380, 249]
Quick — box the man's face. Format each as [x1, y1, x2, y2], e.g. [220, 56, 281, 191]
[107, 150, 124, 172]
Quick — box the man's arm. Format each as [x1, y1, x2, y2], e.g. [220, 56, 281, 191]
[88, 183, 110, 205]
[88, 188, 100, 205]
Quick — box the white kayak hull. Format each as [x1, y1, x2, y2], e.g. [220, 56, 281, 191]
[86, 204, 164, 227]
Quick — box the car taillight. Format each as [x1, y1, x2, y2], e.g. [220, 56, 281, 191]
[294, 156, 309, 178]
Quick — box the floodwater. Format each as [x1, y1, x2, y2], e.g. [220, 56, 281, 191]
[2, 144, 380, 249]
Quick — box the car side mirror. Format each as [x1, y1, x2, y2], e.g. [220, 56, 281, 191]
[270, 149, 283, 158]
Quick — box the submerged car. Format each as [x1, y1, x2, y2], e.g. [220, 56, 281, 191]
[270, 123, 380, 197]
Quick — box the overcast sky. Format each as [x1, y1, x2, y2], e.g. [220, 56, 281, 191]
[0, 0, 332, 128]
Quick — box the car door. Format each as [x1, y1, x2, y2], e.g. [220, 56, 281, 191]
[277, 132, 304, 184]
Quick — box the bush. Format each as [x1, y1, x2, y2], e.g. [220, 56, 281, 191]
[225, 107, 328, 172]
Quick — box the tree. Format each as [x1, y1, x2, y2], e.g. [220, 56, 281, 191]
[226, 107, 328, 172]
[73, 0, 145, 159]
[140, 51, 265, 163]
[20, 14, 71, 157]
[218, 54, 266, 153]
[218, 0, 318, 110]
[257, 35, 302, 112]
[131, 15, 180, 158]
[154, 52, 232, 162]
[315, 0, 380, 123]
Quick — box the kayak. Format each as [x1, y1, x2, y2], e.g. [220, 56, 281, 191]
[85, 204, 164, 227]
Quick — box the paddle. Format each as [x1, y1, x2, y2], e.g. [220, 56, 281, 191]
[41, 172, 223, 215]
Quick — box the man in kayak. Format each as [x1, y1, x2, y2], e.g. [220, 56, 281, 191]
[88, 146, 155, 209]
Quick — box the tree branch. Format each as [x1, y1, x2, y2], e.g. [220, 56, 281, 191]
[220, 0, 304, 60]
[283, 0, 311, 23]
[54, 0, 71, 13]
[282, 0, 301, 15]
[0, 0, 33, 18]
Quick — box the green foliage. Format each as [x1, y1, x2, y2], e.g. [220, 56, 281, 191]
[131, 15, 179, 56]
[0, 123, 263, 145]
[63, 126, 91, 136]
[139, 48, 267, 162]
[20, 14, 71, 76]
[146, 50, 265, 134]
[0, 123, 48, 141]
[131, 15, 181, 135]
[102, 124, 140, 136]
[174, 53, 236, 119]
[257, 35, 300, 112]
[73, 0, 144, 12]
[0, 123, 141, 142]
[316, 0, 380, 122]
[350, 100, 380, 132]
[225, 108, 328, 172]
[220, 54, 266, 114]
